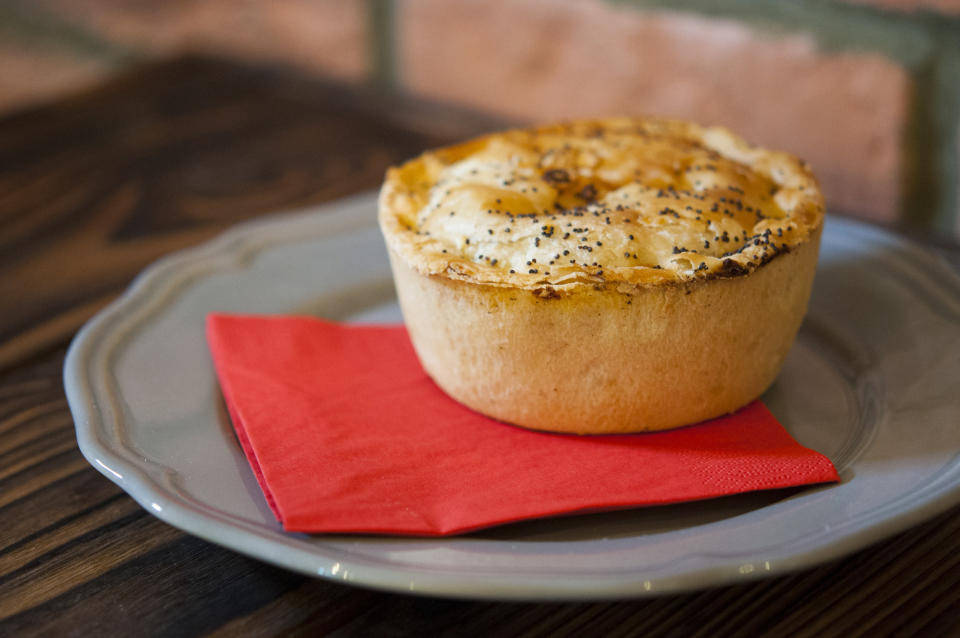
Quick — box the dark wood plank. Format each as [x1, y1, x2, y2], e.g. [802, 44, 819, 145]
[0, 56, 500, 372]
[2, 349, 959, 637]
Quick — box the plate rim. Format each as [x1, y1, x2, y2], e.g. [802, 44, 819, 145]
[65, 192, 960, 601]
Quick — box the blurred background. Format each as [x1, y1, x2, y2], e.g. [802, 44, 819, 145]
[2, 5, 960, 631]
[0, 0, 958, 238]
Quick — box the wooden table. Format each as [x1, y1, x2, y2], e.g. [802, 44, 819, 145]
[2, 57, 959, 637]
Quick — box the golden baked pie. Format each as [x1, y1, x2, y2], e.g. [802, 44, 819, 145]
[378, 117, 824, 433]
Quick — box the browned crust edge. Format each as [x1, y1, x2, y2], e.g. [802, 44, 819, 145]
[379, 117, 825, 297]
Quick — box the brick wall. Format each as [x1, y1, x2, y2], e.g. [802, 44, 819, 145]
[399, 0, 911, 224]
[0, 0, 958, 239]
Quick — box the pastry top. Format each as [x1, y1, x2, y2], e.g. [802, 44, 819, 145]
[379, 117, 824, 292]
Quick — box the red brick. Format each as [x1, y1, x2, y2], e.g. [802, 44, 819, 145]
[398, 0, 911, 224]
[34, 0, 369, 81]
[0, 42, 116, 113]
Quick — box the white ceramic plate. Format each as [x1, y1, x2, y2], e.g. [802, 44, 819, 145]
[65, 192, 960, 601]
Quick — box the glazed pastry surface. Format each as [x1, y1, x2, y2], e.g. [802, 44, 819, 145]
[380, 118, 824, 291]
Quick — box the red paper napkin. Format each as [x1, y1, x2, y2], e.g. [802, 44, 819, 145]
[207, 314, 838, 536]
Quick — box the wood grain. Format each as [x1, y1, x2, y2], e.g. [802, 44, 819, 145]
[0, 56, 958, 637]
[0, 56, 498, 372]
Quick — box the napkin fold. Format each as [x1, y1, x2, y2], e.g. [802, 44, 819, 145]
[207, 314, 838, 536]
